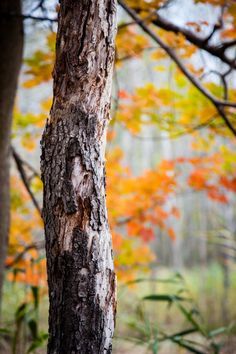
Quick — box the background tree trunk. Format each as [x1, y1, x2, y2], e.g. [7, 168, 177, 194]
[41, 1, 117, 353]
[0, 0, 23, 312]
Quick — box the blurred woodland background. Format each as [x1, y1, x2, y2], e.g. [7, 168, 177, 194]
[0, 0, 236, 353]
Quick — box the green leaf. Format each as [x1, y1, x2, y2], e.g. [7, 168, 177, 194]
[208, 327, 227, 337]
[152, 339, 158, 354]
[0, 328, 11, 335]
[176, 302, 207, 337]
[27, 333, 48, 353]
[167, 328, 197, 339]
[170, 338, 206, 354]
[143, 294, 189, 302]
[31, 286, 39, 310]
[126, 277, 181, 285]
[15, 302, 28, 322]
[28, 319, 38, 340]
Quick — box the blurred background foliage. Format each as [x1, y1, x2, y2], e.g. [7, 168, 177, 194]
[1, 0, 236, 353]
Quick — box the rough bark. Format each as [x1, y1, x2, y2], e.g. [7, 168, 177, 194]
[41, 1, 117, 353]
[0, 0, 23, 312]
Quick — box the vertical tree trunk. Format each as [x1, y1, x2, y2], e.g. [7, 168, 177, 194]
[0, 0, 23, 312]
[41, 1, 117, 353]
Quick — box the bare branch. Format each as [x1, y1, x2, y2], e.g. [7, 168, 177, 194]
[0, 12, 57, 22]
[11, 146, 42, 216]
[221, 39, 236, 51]
[13, 150, 41, 179]
[30, 0, 47, 14]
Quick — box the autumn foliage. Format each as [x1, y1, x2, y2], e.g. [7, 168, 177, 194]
[8, 0, 236, 289]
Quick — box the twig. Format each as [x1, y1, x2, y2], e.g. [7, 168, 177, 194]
[0, 12, 57, 22]
[30, 0, 46, 14]
[11, 146, 42, 216]
[221, 39, 236, 50]
[13, 150, 40, 179]
[6, 241, 45, 269]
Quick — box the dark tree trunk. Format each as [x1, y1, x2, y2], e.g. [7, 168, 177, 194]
[41, 1, 117, 353]
[0, 0, 23, 312]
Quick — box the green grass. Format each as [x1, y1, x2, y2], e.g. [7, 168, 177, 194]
[113, 264, 236, 353]
[1, 263, 236, 353]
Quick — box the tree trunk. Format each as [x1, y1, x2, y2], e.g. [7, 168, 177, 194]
[41, 1, 117, 353]
[0, 0, 23, 312]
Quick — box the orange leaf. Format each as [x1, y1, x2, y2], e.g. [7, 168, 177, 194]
[167, 227, 176, 241]
[118, 90, 130, 99]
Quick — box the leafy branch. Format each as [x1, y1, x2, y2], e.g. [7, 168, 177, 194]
[118, 0, 236, 137]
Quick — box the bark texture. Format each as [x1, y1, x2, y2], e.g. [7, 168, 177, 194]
[0, 0, 23, 311]
[41, 1, 117, 353]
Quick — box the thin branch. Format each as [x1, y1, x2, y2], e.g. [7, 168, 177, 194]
[118, 21, 136, 30]
[132, 9, 236, 68]
[22, 14, 57, 22]
[123, 114, 218, 141]
[118, 0, 236, 136]
[204, 23, 221, 43]
[13, 150, 41, 179]
[201, 69, 229, 101]
[215, 104, 235, 135]
[0, 12, 57, 22]
[11, 146, 42, 216]
[30, 0, 46, 14]
[6, 241, 45, 269]
[221, 39, 236, 50]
